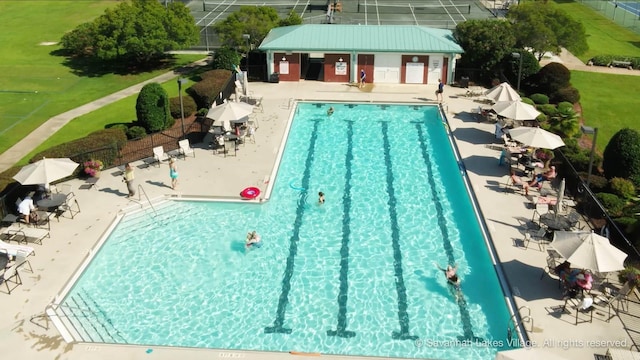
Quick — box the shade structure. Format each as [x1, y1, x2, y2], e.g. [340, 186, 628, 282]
[492, 101, 541, 121]
[507, 127, 565, 149]
[13, 158, 79, 187]
[551, 231, 628, 273]
[485, 82, 521, 103]
[206, 101, 254, 130]
[495, 348, 568, 360]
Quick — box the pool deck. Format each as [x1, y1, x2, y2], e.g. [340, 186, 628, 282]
[0, 81, 634, 360]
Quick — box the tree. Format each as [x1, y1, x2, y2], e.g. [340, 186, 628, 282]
[61, 0, 198, 64]
[500, 49, 540, 91]
[136, 83, 172, 133]
[603, 128, 640, 187]
[211, 46, 242, 71]
[453, 20, 516, 75]
[280, 10, 303, 27]
[507, 2, 588, 60]
[213, 6, 281, 52]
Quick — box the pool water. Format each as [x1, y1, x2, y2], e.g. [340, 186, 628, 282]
[59, 103, 515, 359]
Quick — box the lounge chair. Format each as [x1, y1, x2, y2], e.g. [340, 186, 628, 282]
[150, 146, 169, 167]
[505, 173, 529, 195]
[177, 139, 195, 159]
[0, 239, 35, 257]
[2, 225, 49, 245]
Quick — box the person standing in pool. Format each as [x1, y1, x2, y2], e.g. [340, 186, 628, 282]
[318, 191, 325, 204]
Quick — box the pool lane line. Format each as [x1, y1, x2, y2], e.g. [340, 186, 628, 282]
[380, 122, 418, 341]
[265, 119, 321, 335]
[414, 122, 481, 342]
[327, 120, 356, 339]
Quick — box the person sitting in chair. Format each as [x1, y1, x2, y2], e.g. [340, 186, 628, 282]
[509, 170, 530, 196]
[529, 166, 557, 188]
[17, 192, 37, 224]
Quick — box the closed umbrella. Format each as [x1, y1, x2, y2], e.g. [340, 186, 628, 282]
[551, 231, 628, 273]
[507, 127, 565, 150]
[206, 101, 254, 130]
[556, 178, 565, 215]
[485, 82, 521, 103]
[492, 101, 541, 121]
[13, 158, 79, 188]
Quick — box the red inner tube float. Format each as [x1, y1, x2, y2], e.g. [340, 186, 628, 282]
[240, 187, 260, 200]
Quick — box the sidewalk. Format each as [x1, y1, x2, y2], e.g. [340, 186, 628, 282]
[0, 58, 208, 173]
[540, 48, 640, 76]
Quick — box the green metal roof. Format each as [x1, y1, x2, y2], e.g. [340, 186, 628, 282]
[259, 25, 463, 53]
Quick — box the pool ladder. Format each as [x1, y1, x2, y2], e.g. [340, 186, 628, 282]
[137, 184, 157, 217]
[507, 306, 533, 342]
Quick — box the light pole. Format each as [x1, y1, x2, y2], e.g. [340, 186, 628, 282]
[177, 78, 188, 139]
[581, 125, 599, 189]
[511, 52, 523, 92]
[242, 34, 250, 81]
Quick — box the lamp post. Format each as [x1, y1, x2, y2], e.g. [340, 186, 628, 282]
[581, 125, 599, 189]
[511, 52, 523, 92]
[242, 34, 250, 80]
[177, 78, 188, 139]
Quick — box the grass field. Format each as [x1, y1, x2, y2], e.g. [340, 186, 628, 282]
[570, 71, 638, 151]
[553, 0, 640, 61]
[0, 1, 203, 158]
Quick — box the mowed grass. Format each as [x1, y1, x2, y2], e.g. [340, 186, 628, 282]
[571, 71, 638, 151]
[553, 0, 640, 61]
[0, 1, 204, 157]
[25, 79, 196, 162]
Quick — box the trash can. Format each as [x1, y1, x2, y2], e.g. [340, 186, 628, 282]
[460, 76, 469, 88]
[269, 72, 280, 83]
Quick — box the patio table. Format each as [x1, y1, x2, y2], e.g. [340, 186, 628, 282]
[540, 213, 571, 231]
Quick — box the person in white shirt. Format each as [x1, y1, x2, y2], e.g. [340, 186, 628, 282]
[17, 193, 37, 223]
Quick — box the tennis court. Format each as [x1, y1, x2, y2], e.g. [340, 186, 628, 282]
[188, 0, 494, 49]
[612, 1, 640, 16]
[580, 0, 640, 34]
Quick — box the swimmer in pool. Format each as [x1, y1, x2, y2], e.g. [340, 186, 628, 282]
[318, 191, 325, 204]
[246, 231, 261, 250]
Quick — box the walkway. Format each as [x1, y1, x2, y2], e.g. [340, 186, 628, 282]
[0, 58, 208, 173]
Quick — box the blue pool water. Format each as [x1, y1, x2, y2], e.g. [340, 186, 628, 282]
[59, 103, 515, 359]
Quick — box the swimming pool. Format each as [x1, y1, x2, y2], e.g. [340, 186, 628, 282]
[55, 103, 516, 359]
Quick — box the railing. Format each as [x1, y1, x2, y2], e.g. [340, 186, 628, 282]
[507, 306, 532, 343]
[137, 185, 157, 217]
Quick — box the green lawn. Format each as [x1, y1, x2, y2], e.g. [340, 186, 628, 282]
[0, 1, 204, 157]
[553, 1, 640, 61]
[570, 71, 639, 151]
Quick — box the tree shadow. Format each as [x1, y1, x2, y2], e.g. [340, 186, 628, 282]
[50, 49, 183, 77]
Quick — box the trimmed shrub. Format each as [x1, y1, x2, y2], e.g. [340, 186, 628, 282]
[533, 62, 571, 95]
[187, 69, 232, 109]
[603, 128, 640, 187]
[126, 126, 147, 140]
[136, 83, 171, 133]
[530, 93, 549, 105]
[520, 97, 534, 105]
[590, 55, 613, 66]
[169, 95, 197, 119]
[578, 172, 608, 192]
[610, 177, 636, 199]
[596, 192, 625, 216]
[615, 217, 638, 234]
[552, 86, 580, 104]
[538, 104, 558, 117]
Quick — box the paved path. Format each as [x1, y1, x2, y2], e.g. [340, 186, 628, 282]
[540, 48, 640, 75]
[0, 59, 208, 173]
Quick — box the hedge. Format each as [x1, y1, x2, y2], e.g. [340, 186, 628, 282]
[187, 69, 232, 109]
[169, 95, 197, 119]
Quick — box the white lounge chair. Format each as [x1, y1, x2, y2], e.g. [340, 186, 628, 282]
[0, 239, 35, 257]
[2, 225, 49, 245]
[178, 139, 195, 158]
[152, 146, 169, 166]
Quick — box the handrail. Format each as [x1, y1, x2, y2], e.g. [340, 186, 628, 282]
[507, 306, 532, 342]
[137, 184, 157, 217]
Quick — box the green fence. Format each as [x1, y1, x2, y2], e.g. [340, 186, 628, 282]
[580, 0, 640, 34]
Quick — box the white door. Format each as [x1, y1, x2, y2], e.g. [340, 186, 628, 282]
[405, 62, 424, 83]
[428, 56, 443, 85]
[374, 54, 400, 83]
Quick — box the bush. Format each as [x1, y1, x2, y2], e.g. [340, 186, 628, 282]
[136, 83, 171, 133]
[603, 128, 640, 187]
[126, 126, 147, 140]
[596, 192, 626, 216]
[618, 266, 640, 286]
[532, 62, 571, 95]
[169, 95, 198, 119]
[110, 124, 129, 133]
[590, 55, 613, 66]
[530, 93, 549, 105]
[210, 46, 241, 71]
[552, 86, 580, 104]
[610, 177, 636, 199]
[579, 172, 608, 191]
[538, 104, 558, 117]
[187, 69, 232, 109]
[615, 217, 638, 234]
[520, 97, 535, 105]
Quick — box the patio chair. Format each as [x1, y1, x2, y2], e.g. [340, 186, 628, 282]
[524, 227, 548, 251]
[0, 262, 22, 294]
[177, 139, 195, 159]
[567, 211, 584, 230]
[0, 239, 36, 257]
[56, 192, 80, 220]
[505, 171, 529, 195]
[151, 146, 169, 167]
[595, 282, 633, 314]
[540, 255, 562, 288]
[2, 225, 49, 245]
[532, 203, 549, 224]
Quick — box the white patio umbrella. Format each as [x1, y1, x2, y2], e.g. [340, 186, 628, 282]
[507, 127, 565, 149]
[206, 101, 254, 130]
[13, 157, 79, 188]
[551, 231, 628, 273]
[492, 101, 541, 121]
[495, 348, 568, 360]
[485, 82, 521, 103]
